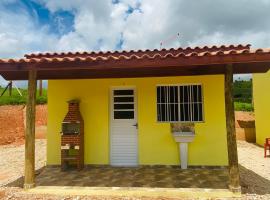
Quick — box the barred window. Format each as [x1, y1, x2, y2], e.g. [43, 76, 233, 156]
[157, 84, 203, 122]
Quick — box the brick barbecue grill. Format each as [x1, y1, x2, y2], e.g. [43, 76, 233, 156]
[61, 99, 84, 170]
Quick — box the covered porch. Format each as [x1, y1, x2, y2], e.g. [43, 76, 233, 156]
[1, 44, 270, 193]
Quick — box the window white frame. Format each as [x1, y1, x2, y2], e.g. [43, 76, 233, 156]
[156, 83, 204, 123]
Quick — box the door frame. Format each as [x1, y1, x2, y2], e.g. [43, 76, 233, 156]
[109, 86, 138, 166]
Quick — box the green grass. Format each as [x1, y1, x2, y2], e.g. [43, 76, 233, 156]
[0, 87, 47, 105]
[234, 102, 253, 112]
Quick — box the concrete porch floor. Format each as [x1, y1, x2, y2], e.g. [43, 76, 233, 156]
[35, 166, 229, 189]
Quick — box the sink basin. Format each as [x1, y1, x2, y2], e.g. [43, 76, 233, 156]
[170, 123, 195, 169]
[172, 132, 195, 143]
[172, 131, 195, 169]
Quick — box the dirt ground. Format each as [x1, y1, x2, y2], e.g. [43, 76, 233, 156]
[235, 111, 255, 122]
[0, 105, 24, 145]
[235, 111, 256, 142]
[0, 105, 47, 145]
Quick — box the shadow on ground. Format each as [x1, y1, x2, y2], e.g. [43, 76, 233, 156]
[4, 167, 45, 188]
[239, 164, 270, 194]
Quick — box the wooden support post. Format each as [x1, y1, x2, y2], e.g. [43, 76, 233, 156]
[24, 70, 37, 189]
[224, 64, 241, 193]
[39, 80, 43, 96]
[9, 81, 12, 96]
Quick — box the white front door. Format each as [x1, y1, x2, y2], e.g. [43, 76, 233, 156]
[110, 88, 138, 166]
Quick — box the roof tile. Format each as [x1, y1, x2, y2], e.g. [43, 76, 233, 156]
[2, 44, 270, 65]
[24, 44, 251, 59]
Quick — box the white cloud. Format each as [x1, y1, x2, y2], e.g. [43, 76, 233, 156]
[32, 0, 128, 51]
[1, 0, 270, 85]
[2, 0, 270, 56]
[120, 0, 270, 49]
[0, 2, 58, 58]
[41, 0, 270, 51]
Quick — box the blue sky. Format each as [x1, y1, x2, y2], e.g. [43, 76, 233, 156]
[3, 0, 75, 36]
[0, 0, 144, 60]
[1, 0, 270, 86]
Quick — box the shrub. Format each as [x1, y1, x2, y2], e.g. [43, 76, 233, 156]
[234, 102, 253, 112]
[0, 88, 47, 105]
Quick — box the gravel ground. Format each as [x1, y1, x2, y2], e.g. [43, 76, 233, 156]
[0, 139, 46, 187]
[0, 187, 202, 200]
[238, 141, 270, 196]
[0, 140, 270, 199]
[238, 141, 270, 180]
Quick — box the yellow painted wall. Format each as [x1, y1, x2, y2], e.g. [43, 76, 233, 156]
[253, 71, 270, 146]
[47, 75, 228, 166]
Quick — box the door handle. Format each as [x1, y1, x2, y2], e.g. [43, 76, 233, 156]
[133, 123, 138, 129]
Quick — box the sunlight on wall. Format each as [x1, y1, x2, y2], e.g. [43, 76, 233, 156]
[253, 71, 270, 146]
[47, 75, 228, 166]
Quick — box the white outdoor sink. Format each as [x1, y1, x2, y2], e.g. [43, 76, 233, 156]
[172, 132, 195, 143]
[171, 124, 195, 169]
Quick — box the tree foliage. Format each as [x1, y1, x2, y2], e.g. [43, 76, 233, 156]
[233, 79, 252, 103]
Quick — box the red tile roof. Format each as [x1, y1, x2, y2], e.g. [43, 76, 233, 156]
[0, 44, 270, 80]
[0, 44, 254, 64]
[24, 44, 251, 59]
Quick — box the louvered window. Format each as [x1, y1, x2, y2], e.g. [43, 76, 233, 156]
[113, 89, 135, 119]
[157, 84, 204, 122]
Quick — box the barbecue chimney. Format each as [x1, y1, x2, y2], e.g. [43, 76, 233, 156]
[61, 99, 84, 170]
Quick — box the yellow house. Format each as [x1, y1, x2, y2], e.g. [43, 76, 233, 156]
[253, 71, 270, 146]
[1, 44, 270, 191]
[47, 75, 227, 166]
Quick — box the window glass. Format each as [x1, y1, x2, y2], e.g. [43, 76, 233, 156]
[114, 97, 134, 102]
[114, 90, 133, 95]
[157, 84, 203, 122]
[114, 104, 134, 109]
[113, 89, 135, 119]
